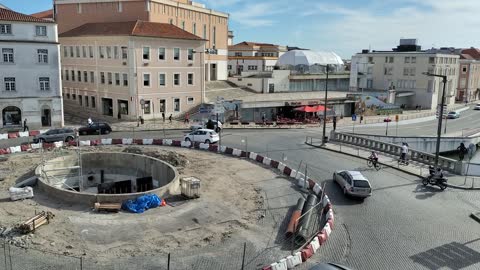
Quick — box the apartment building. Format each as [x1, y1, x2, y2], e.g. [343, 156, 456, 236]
[227, 41, 287, 76]
[59, 20, 205, 120]
[0, 7, 63, 129]
[53, 0, 228, 81]
[457, 49, 480, 102]
[350, 39, 459, 110]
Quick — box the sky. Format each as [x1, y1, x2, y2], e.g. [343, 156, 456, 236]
[4, 0, 480, 58]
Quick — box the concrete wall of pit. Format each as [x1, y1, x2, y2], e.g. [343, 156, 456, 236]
[35, 152, 179, 205]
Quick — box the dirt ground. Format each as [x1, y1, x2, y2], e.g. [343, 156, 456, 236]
[0, 145, 284, 263]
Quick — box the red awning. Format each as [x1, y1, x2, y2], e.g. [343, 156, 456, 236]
[293, 105, 331, 112]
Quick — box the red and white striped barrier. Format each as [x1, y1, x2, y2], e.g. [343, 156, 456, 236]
[0, 130, 47, 141]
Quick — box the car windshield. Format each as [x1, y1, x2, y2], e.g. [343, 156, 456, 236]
[353, 180, 370, 188]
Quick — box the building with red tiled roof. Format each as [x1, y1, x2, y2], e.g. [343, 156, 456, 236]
[30, 9, 54, 21]
[227, 41, 288, 76]
[0, 7, 63, 129]
[60, 20, 206, 121]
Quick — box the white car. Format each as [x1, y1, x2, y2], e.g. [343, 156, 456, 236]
[184, 129, 219, 144]
[333, 170, 372, 198]
[474, 103, 480, 110]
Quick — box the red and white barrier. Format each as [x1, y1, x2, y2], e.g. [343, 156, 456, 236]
[262, 157, 272, 166]
[286, 252, 302, 268]
[313, 183, 322, 195]
[181, 141, 191, 148]
[249, 152, 258, 160]
[278, 162, 286, 172]
[310, 237, 320, 253]
[80, 140, 91, 147]
[270, 259, 288, 270]
[143, 139, 153, 145]
[9, 146, 21, 153]
[219, 145, 227, 153]
[122, 138, 133, 145]
[100, 138, 112, 145]
[18, 131, 29, 137]
[162, 139, 172, 146]
[54, 141, 64, 148]
[232, 149, 242, 156]
[0, 134, 8, 140]
[199, 143, 209, 150]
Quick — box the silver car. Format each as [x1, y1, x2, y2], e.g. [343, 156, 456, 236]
[333, 170, 372, 198]
[33, 128, 76, 143]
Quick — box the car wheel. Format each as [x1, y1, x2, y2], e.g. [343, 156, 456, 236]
[185, 137, 191, 142]
[104, 129, 110, 134]
[81, 131, 87, 135]
[205, 139, 211, 144]
[39, 138, 45, 143]
[65, 136, 74, 142]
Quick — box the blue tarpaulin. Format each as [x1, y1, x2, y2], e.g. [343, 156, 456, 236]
[122, 194, 162, 213]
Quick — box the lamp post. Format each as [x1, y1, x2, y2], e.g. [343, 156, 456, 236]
[322, 64, 330, 145]
[192, 48, 206, 105]
[423, 72, 448, 169]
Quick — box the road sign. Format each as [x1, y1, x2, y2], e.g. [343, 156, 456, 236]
[198, 107, 212, 114]
[352, 114, 357, 121]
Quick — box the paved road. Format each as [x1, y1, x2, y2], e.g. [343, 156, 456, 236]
[337, 106, 480, 137]
[1, 128, 480, 270]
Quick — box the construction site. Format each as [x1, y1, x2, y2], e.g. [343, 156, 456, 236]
[0, 144, 327, 269]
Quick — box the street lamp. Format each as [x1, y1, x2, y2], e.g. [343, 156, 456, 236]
[192, 48, 206, 105]
[321, 64, 330, 145]
[423, 72, 448, 169]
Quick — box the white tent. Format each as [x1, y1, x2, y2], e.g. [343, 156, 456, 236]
[277, 50, 344, 67]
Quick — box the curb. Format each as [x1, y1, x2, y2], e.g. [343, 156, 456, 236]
[307, 142, 480, 190]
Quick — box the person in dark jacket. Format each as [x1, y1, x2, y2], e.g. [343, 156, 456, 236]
[458, 143, 468, 161]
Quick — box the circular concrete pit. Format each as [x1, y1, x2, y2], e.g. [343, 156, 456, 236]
[35, 152, 179, 205]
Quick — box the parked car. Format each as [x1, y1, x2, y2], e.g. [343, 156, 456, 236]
[190, 120, 222, 132]
[78, 123, 112, 135]
[309, 263, 354, 270]
[333, 170, 372, 198]
[33, 128, 75, 143]
[474, 103, 480, 110]
[184, 129, 219, 144]
[446, 111, 460, 119]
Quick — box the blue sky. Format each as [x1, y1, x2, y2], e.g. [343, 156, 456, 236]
[5, 0, 480, 58]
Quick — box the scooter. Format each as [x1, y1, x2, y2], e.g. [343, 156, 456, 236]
[422, 166, 448, 190]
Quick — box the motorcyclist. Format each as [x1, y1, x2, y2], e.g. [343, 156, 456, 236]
[429, 166, 445, 182]
[369, 151, 379, 166]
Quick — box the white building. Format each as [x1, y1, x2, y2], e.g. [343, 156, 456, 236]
[227, 42, 287, 76]
[0, 7, 63, 129]
[350, 39, 459, 110]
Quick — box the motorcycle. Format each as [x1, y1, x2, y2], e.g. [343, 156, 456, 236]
[422, 167, 448, 190]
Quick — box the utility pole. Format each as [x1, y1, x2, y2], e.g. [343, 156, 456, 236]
[322, 64, 329, 145]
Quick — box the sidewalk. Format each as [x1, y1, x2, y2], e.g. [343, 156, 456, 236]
[316, 141, 480, 190]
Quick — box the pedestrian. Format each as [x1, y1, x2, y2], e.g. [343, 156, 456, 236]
[333, 116, 337, 130]
[23, 118, 29, 132]
[401, 142, 409, 162]
[262, 112, 266, 124]
[360, 115, 364, 124]
[168, 114, 172, 123]
[184, 112, 190, 124]
[458, 142, 468, 161]
[88, 117, 93, 126]
[162, 112, 165, 122]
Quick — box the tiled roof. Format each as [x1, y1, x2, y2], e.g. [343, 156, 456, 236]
[231, 41, 277, 48]
[0, 8, 54, 23]
[30, 9, 54, 20]
[60, 20, 204, 41]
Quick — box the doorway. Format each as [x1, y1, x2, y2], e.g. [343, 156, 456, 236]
[102, 98, 113, 116]
[41, 106, 51, 127]
[2, 106, 21, 126]
[117, 100, 129, 119]
[210, 63, 217, 81]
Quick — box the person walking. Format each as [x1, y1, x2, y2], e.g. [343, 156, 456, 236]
[23, 119, 29, 132]
[88, 117, 93, 126]
[184, 112, 190, 124]
[162, 112, 165, 122]
[401, 142, 409, 162]
[458, 142, 468, 161]
[333, 116, 337, 130]
[168, 114, 172, 123]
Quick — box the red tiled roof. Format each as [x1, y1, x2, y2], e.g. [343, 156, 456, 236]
[0, 7, 54, 23]
[462, 48, 480, 60]
[30, 9, 54, 20]
[59, 20, 204, 41]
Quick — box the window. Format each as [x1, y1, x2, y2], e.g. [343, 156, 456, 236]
[173, 48, 180, 61]
[144, 100, 151, 114]
[187, 73, 194, 85]
[75, 46, 80, 58]
[143, 47, 150, 60]
[234, 52, 242, 56]
[91, 96, 96, 108]
[85, 96, 89, 107]
[77, 3, 82, 13]
[403, 68, 409, 76]
[35, 25, 47, 36]
[83, 71, 88, 82]
[4, 77, 15, 91]
[90, 71, 94, 83]
[121, 46, 128, 59]
[187, 97, 194, 104]
[66, 93, 70, 99]
[193, 23, 196, 35]
[36, 49, 48, 63]
[71, 70, 75, 81]
[462, 66, 467, 74]
[366, 79, 373, 89]
[203, 24, 207, 39]
[63, 46, 68, 58]
[108, 72, 112, 85]
[123, 73, 128, 86]
[389, 57, 394, 63]
[143, 73, 150, 87]
[115, 73, 120, 86]
[118, 1, 122, 12]
[77, 71, 81, 82]
[2, 48, 14, 63]
[114, 46, 119, 59]
[0, 24, 12, 35]
[173, 73, 180, 86]
[99, 46, 105, 58]
[169, 18, 174, 24]
[269, 83, 274, 93]
[228, 65, 232, 70]
[100, 72, 105, 84]
[69, 46, 74, 57]
[409, 68, 416, 76]
[368, 57, 373, 63]
[248, 65, 258, 70]
[429, 57, 435, 64]
[65, 69, 69, 80]
[81, 46, 86, 58]
[181, 21, 185, 30]
[188, 49, 194, 61]
[159, 99, 166, 113]
[158, 47, 165, 60]
[86, 46, 93, 58]
[159, 73, 166, 86]
[212, 26, 216, 48]
[174, 98, 180, 112]
[106, 46, 112, 59]
[411, 57, 416, 63]
[39, 77, 50, 90]
[404, 57, 410, 63]
[460, 78, 466, 88]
